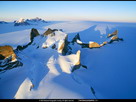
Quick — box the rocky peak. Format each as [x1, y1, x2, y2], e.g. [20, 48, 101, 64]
[0, 45, 17, 61]
[71, 33, 81, 44]
[107, 30, 118, 38]
[30, 28, 40, 42]
[108, 35, 123, 44]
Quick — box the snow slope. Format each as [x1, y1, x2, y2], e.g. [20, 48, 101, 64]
[0, 29, 31, 49]
[0, 20, 136, 99]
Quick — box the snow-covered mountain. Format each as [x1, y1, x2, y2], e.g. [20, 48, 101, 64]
[26, 17, 48, 23]
[0, 21, 136, 99]
[14, 17, 48, 26]
[14, 18, 30, 26]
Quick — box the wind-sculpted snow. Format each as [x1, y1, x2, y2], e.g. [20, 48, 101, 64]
[12, 30, 94, 99]
[0, 21, 136, 99]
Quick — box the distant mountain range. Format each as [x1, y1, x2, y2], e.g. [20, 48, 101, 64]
[14, 17, 48, 26]
[0, 21, 8, 24]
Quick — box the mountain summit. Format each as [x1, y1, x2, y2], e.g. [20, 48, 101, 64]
[14, 17, 48, 26]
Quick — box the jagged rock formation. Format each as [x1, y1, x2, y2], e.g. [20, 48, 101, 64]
[71, 33, 101, 48]
[71, 33, 81, 44]
[16, 28, 40, 51]
[30, 28, 40, 42]
[107, 30, 118, 38]
[42, 29, 72, 55]
[108, 35, 123, 44]
[107, 30, 124, 44]
[0, 45, 23, 72]
[43, 28, 58, 36]
[72, 30, 123, 49]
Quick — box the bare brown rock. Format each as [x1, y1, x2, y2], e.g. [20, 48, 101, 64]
[43, 28, 57, 36]
[111, 36, 118, 40]
[0, 45, 16, 61]
[107, 30, 118, 38]
[108, 35, 124, 44]
[89, 42, 101, 48]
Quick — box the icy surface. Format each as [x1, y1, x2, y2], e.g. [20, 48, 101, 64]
[0, 20, 136, 99]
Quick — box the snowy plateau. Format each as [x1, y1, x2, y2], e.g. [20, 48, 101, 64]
[0, 18, 136, 99]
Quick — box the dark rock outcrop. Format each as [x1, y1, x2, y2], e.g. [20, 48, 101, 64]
[72, 64, 87, 72]
[16, 42, 32, 51]
[0, 55, 5, 60]
[16, 28, 39, 51]
[0, 56, 23, 72]
[71, 33, 81, 44]
[71, 33, 90, 48]
[30, 28, 40, 42]
[61, 35, 71, 55]
[43, 28, 58, 36]
[80, 43, 89, 48]
[74, 29, 123, 48]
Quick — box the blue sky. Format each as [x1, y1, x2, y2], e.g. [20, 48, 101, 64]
[0, 1, 136, 22]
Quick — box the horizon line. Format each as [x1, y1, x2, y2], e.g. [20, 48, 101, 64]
[1, 17, 136, 24]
